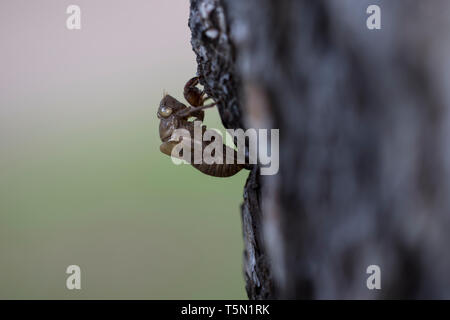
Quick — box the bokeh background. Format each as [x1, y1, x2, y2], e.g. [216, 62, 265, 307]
[0, 0, 247, 299]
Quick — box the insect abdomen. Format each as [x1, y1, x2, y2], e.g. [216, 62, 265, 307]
[190, 142, 245, 177]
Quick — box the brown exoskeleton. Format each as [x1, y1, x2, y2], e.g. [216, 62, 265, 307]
[158, 77, 247, 177]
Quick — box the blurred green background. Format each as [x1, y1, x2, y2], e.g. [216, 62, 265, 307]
[0, 0, 247, 299]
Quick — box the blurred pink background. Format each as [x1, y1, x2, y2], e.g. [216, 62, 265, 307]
[0, 1, 247, 299]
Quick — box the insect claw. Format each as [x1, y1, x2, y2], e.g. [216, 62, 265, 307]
[177, 103, 217, 118]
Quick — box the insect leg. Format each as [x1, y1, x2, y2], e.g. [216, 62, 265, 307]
[184, 77, 204, 107]
[177, 103, 217, 118]
[159, 140, 179, 157]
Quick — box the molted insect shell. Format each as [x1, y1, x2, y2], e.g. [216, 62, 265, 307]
[159, 106, 173, 117]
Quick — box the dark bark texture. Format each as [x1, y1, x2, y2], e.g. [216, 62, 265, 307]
[189, 0, 450, 299]
[189, 0, 274, 299]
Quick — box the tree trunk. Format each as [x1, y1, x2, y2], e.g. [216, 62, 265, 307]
[189, 0, 450, 299]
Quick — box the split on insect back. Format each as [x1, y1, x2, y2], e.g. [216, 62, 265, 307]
[157, 77, 280, 177]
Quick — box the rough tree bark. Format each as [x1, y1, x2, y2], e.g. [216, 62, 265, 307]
[189, 0, 450, 299]
[189, 0, 274, 299]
